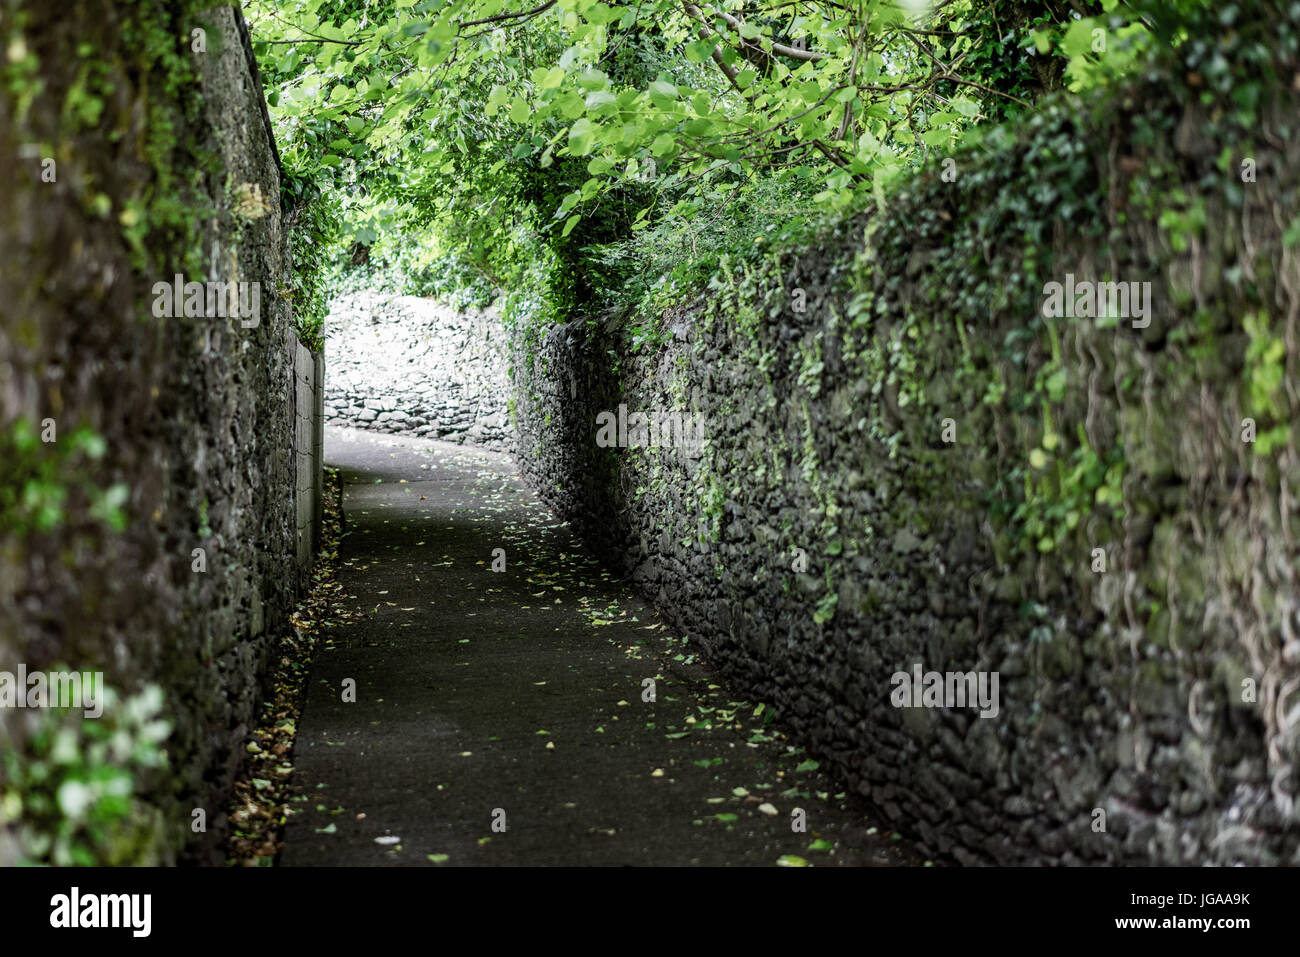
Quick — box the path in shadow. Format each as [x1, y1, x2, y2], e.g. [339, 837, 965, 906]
[280, 426, 925, 866]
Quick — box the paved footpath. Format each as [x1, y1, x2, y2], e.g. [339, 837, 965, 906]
[280, 426, 925, 866]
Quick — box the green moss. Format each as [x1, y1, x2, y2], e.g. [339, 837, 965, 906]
[0, 419, 128, 535]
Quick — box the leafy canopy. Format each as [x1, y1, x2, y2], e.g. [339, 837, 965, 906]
[247, 0, 1199, 329]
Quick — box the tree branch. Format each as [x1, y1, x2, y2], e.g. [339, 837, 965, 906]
[459, 0, 558, 29]
[702, 3, 827, 61]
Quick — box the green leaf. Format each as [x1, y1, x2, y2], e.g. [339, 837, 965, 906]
[684, 40, 714, 63]
[486, 84, 509, 117]
[585, 90, 617, 112]
[540, 66, 567, 90]
[557, 91, 586, 120]
[567, 118, 596, 155]
[651, 133, 676, 156]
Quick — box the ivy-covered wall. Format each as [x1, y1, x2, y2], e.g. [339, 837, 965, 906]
[0, 2, 320, 864]
[511, 19, 1300, 864]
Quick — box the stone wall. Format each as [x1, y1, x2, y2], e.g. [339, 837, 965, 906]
[294, 338, 324, 570]
[0, 1, 322, 864]
[508, 32, 1300, 865]
[323, 290, 512, 453]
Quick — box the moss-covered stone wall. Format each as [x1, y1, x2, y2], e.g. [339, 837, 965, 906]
[510, 13, 1300, 864]
[0, 2, 319, 864]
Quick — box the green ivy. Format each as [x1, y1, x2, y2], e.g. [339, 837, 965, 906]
[1, 685, 171, 866]
[0, 420, 128, 536]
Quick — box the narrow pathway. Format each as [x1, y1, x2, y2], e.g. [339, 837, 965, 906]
[281, 426, 925, 866]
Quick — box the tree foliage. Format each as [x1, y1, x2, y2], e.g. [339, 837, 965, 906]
[248, 0, 1216, 331]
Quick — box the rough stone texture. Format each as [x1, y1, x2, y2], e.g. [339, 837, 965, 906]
[0, 2, 321, 863]
[324, 290, 512, 453]
[294, 337, 324, 567]
[508, 64, 1300, 863]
